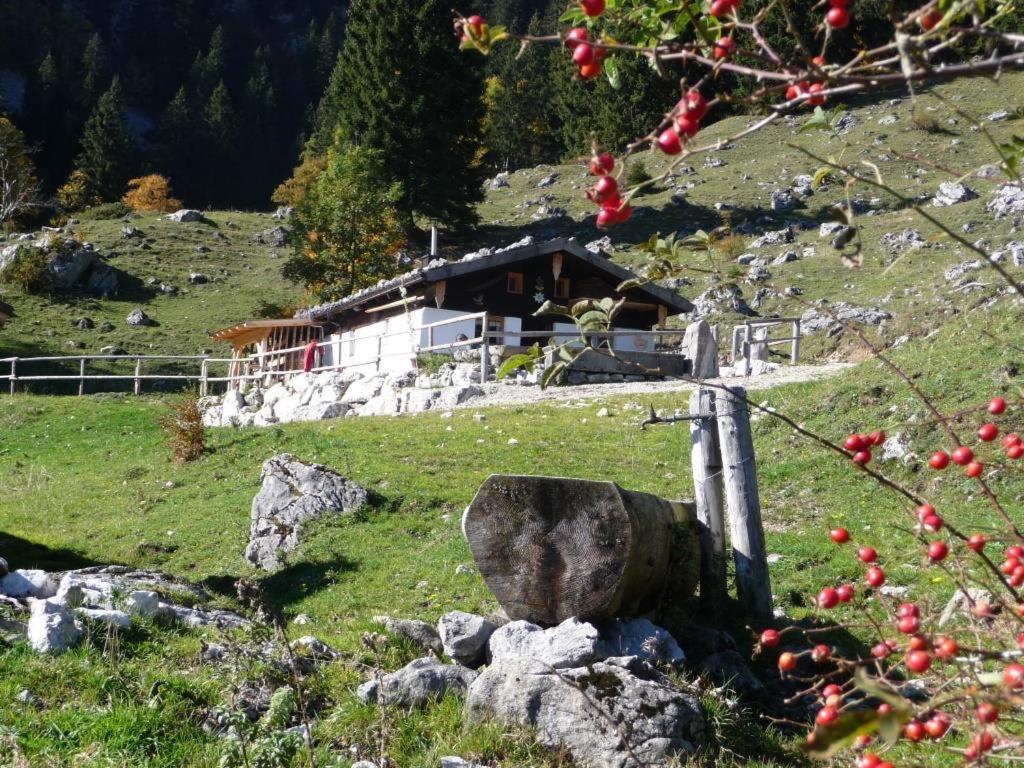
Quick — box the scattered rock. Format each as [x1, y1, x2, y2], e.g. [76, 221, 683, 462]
[599, 618, 686, 666]
[466, 656, 705, 768]
[27, 599, 82, 654]
[487, 173, 510, 190]
[438, 611, 498, 667]
[273, 206, 294, 220]
[357, 656, 478, 708]
[750, 228, 793, 248]
[488, 618, 604, 669]
[188, 272, 210, 284]
[290, 635, 338, 660]
[99, 321, 115, 332]
[944, 260, 982, 282]
[939, 587, 995, 627]
[932, 182, 978, 207]
[165, 209, 205, 223]
[1, 569, 58, 599]
[770, 189, 798, 212]
[880, 432, 912, 463]
[374, 615, 444, 655]
[262, 226, 291, 247]
[800, 302, 891, 334]
[121, 225, 142, 239]
[536, 174, 558, 188]
[988, 183, 1024, 219]
[100, 345, 128, 355]
[246, 454, 368, 571]
[16, 689, 35, 705]
[125, 590, 161, 617]
[126, 308, 154, 327]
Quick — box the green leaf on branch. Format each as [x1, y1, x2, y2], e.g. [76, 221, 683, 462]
[496, 343, 542, 380]
[604, 57, 622, 90]
[998, 134, 1024, 179]
[534, 299, 571, 319]
[800, 106, 849, 134]
[812, 166, 835, 190]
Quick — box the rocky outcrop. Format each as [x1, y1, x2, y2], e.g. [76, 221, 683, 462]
[165, 209, 205, 223]
[246, 454, 368, 570]
[988, 183, 1024, 219]
[27, 599, 82, 654]
[438, 611, 499, 667]
[126, 308, 155, 327]
[800, 302, 891, 334]
[466, 655, 705, 768]
[0, 236, 119, 296]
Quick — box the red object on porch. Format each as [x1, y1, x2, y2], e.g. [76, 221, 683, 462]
[302, 340, 320, 373]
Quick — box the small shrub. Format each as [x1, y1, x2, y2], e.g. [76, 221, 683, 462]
[252, 300, 296, 319]
[625, 159, 653, 189]
[122, 174, 183, 213]
[714, 234, 748, 261]
[160, 390, 205, 464]
[56, 170, 101, 212]
[271, 154, 326, 208]
[79, 202, 131, 221]
[0, 245, 51, 294]
[416, 352, 452, 375]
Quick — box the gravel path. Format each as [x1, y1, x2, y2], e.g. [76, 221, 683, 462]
[458, 362, 854, 410]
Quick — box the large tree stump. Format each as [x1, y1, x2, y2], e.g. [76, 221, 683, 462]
[463, 475, 700, 626]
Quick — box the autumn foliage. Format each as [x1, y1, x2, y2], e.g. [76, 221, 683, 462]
[121, 174, 183, 213]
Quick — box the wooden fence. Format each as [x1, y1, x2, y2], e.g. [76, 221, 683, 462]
[729, 317, 802, 375]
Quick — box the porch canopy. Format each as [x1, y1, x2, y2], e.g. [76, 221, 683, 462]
[211, 318, 325, 353]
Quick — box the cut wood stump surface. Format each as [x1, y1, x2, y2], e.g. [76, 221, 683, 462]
[463, 474, 700, 626]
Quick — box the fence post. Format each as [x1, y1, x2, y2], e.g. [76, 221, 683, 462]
[791, 319, 801, 365]
[479, 312, 489, 384]
[9, 358, 16, 395]
[200, 358, 209, 397]
[78, 358, 86, 396]
[715, 385, 773, 624]
[133, 358, 142, 395]
[742, 324, 751, 377]
[690, 387, 727, 613]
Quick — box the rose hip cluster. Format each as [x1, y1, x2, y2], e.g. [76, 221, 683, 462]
[927, 397, 1013, 477]
[564, 26, 608, 79]
[586, 153, 633, 229]
[657, 89, 709, 156]
[843, 429, 885, 465]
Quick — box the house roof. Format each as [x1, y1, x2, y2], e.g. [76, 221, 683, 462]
[296, 237, 693, 321]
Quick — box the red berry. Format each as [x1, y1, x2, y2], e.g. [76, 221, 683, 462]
[897, 615, 920, 634]
[466, 15, 486, 35]
[928, 540, 949, 562]
[1004, 663, 1024, 688]
[935, 635, 958, 659]
[869, 430, 885, 446]
[904, 720, 925, 741]
[778, 651, 796, 671]
[906, 650, 931, 673]
[812, 643, 830, 662]
[818, 587, 840, 609]
[865, 566, 885, 587]
[675, 114, 700, 138]
[710, 0, 733, 17]
[713, 36, 736, 60]
[979, 423, 999, 442]
[966, 461, 984, 478]
[844, 434, 866, 452]
[580, 0, 606, 16]
[952, 445, 974, 465]
[1018, 632, 1024, 650]
[925, 712, 950, 738]
[578, 61, 602, 79]
[852, 450, 872, 465]
[565, 27, 589, 49]
[829, 527, 850, 544]
[807, 82, 827, 106]
[908, 633, 928, 651]
[592, 175, 619, 203]
[876, 703, 892, 716]
[657, 128, 683, 155]
[760, 628, 781, 647]
[836, 583, 854, 602]
[919, 8, 942, 29]
[816, 705, 838, 726]
[898, 602, 919, 618]
[1008, 443, 1024, 459]
[1004, 432, 1021, 448]
[915, 503, 935, 521]
[826, 6, 850, 27]
[1003, 557, 1020, 575]
[871, 642, 890, 659]
[929, 450, 950, 469]
[970, 730, 994, 754]
[976, 702, 999, 724]
[812, 55, 826, 67]
[1007, 545, 1024, 559]
[573, 42, 596, 66]
[681, 90, 708, 121]
[922, 515, 943, 533]
[989, 396, 1007, 415]
[596, 207, 618, 229]
[822, 683, 842, 700]
[968, 534, 987, 552]
[614, 203, 632, 224]
[858, 754, 881, 768]
[858, 546, 877, 563]
[589, 153, 614, 176]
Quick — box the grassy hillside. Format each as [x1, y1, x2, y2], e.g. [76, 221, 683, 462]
[1, 73, 1024, 767]
[2, 72, 1022, 366]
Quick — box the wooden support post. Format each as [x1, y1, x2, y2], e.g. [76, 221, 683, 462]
[715, 386, 772, 624]
[9, 358, 16, 395]
[133, 358, 142, 395]
[690, 387, 726, 613]
[742, 324, 751, 377]
[479, 312, 489, 384]
[791, 319, 801, 365]
[200, 359, 209, 397]
[78, 358, 86, 396]
[730, 326, 742, 363]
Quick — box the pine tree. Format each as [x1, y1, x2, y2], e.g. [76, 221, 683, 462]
[203, 80, 239, 207]
[484, 14, 562, 171]
[312, 0, 486, 233]
[73, 78, 138, 201]
[80, 33, 111, 108]
[155, 86, 199, 205]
